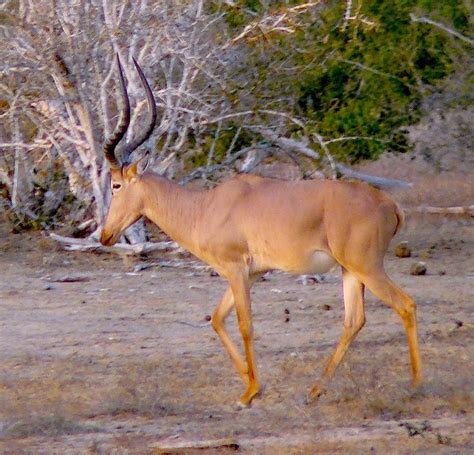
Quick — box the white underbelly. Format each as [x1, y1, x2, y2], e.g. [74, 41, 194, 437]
[249, 250, 337, 275]
[305, 251, 338, 274]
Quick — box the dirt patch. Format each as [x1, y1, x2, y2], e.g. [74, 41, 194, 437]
[0, 207, 473, 453]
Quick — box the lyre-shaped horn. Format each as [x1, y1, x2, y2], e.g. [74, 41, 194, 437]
[103, 55, 157, 167]
[102, 54, 130, 169]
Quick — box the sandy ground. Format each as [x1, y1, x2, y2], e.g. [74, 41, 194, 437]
[0, 212, 473, 454]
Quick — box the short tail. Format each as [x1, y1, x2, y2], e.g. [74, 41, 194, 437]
[393, 201, 405, 236]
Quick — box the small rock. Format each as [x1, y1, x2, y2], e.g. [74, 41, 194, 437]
[395, 241, 411, 258]
[284, 308, 290, 315]
[297, 275, 322, 285]
[43, 274, 91, 283]
[189, 285, 205, 290]
[410, 261, 427, 276]
[322, 304, 332, 311]
[419, 249, 433, 259]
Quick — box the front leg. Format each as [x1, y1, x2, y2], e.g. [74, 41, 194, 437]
[211, 286, 250, 385]
[228, 270, 261, 407]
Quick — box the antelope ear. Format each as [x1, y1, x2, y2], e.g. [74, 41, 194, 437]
[124, 152, 151, 181]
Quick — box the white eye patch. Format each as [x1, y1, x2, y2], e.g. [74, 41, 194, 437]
[111, 182, 122, 194]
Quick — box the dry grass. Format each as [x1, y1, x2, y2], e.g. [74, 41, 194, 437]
[5, 331, 471, 439]
[0, 353, 232, 439]
[397, 173, 474, 208]
[355, 143, 474, 212]
[0, 359, 100, 438]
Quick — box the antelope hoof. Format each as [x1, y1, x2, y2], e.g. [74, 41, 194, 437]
[306, 385, 323, 405]
[235, 400, 251, 411]
[411, 377, 423, 393]
[412, 374, 422, 388]
[235, 383, 262, 409]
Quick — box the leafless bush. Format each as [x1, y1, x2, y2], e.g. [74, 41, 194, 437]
[0, 0, 239, 233]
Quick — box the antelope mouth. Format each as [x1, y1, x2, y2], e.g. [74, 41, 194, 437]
[100, 230, 116, 246]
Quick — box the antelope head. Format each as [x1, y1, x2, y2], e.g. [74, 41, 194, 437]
[100, 55, 157, 246]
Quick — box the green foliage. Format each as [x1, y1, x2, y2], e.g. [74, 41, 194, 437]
[207, 125, 253, 161]
[223, 0, 471, 162]
[183, 124, 254, 171]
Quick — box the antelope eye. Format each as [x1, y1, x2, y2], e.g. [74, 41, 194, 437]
[112, 183, 122, 193]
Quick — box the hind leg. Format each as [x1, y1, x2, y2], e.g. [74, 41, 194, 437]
[356, 269, 421, 386]
[308, 268, 365, 402]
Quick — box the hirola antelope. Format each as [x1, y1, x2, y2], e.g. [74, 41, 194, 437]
[99, 55, 421, 407]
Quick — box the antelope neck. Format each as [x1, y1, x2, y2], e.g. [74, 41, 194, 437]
[140, 173, 204, 252]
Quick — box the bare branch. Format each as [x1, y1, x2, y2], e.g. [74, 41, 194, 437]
[254, 127, 320, 160]
[312, 133, 337, 179]
[179, 144, 269, 185]
[207, 119, 222, 168]
[335, 163, 412, 189]
[341, 0, 353, 32]
[227, 1, 322, 47]
[410, 13, 474, 46]
[0, 143, 50, 149]
[341, 59, 418, 90]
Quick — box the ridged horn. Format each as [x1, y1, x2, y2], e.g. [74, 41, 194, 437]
[120, 57, 157, 164]
[102, 54, 131, 169]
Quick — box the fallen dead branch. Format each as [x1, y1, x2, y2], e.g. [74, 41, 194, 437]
[179, 144, 271, 184]
[173, 320, 210, 329]
[255, 128, 412, 188]
[405, 205, 474, 217]
[256, 127, 320, 160]
[42, 273, 91, 283]
[72, 219, 96, 234]
[335, 163, 412, 189]
[152, 437, 239, 453]
[50, 233, 181, 255]
[133, 259, 213, 273]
